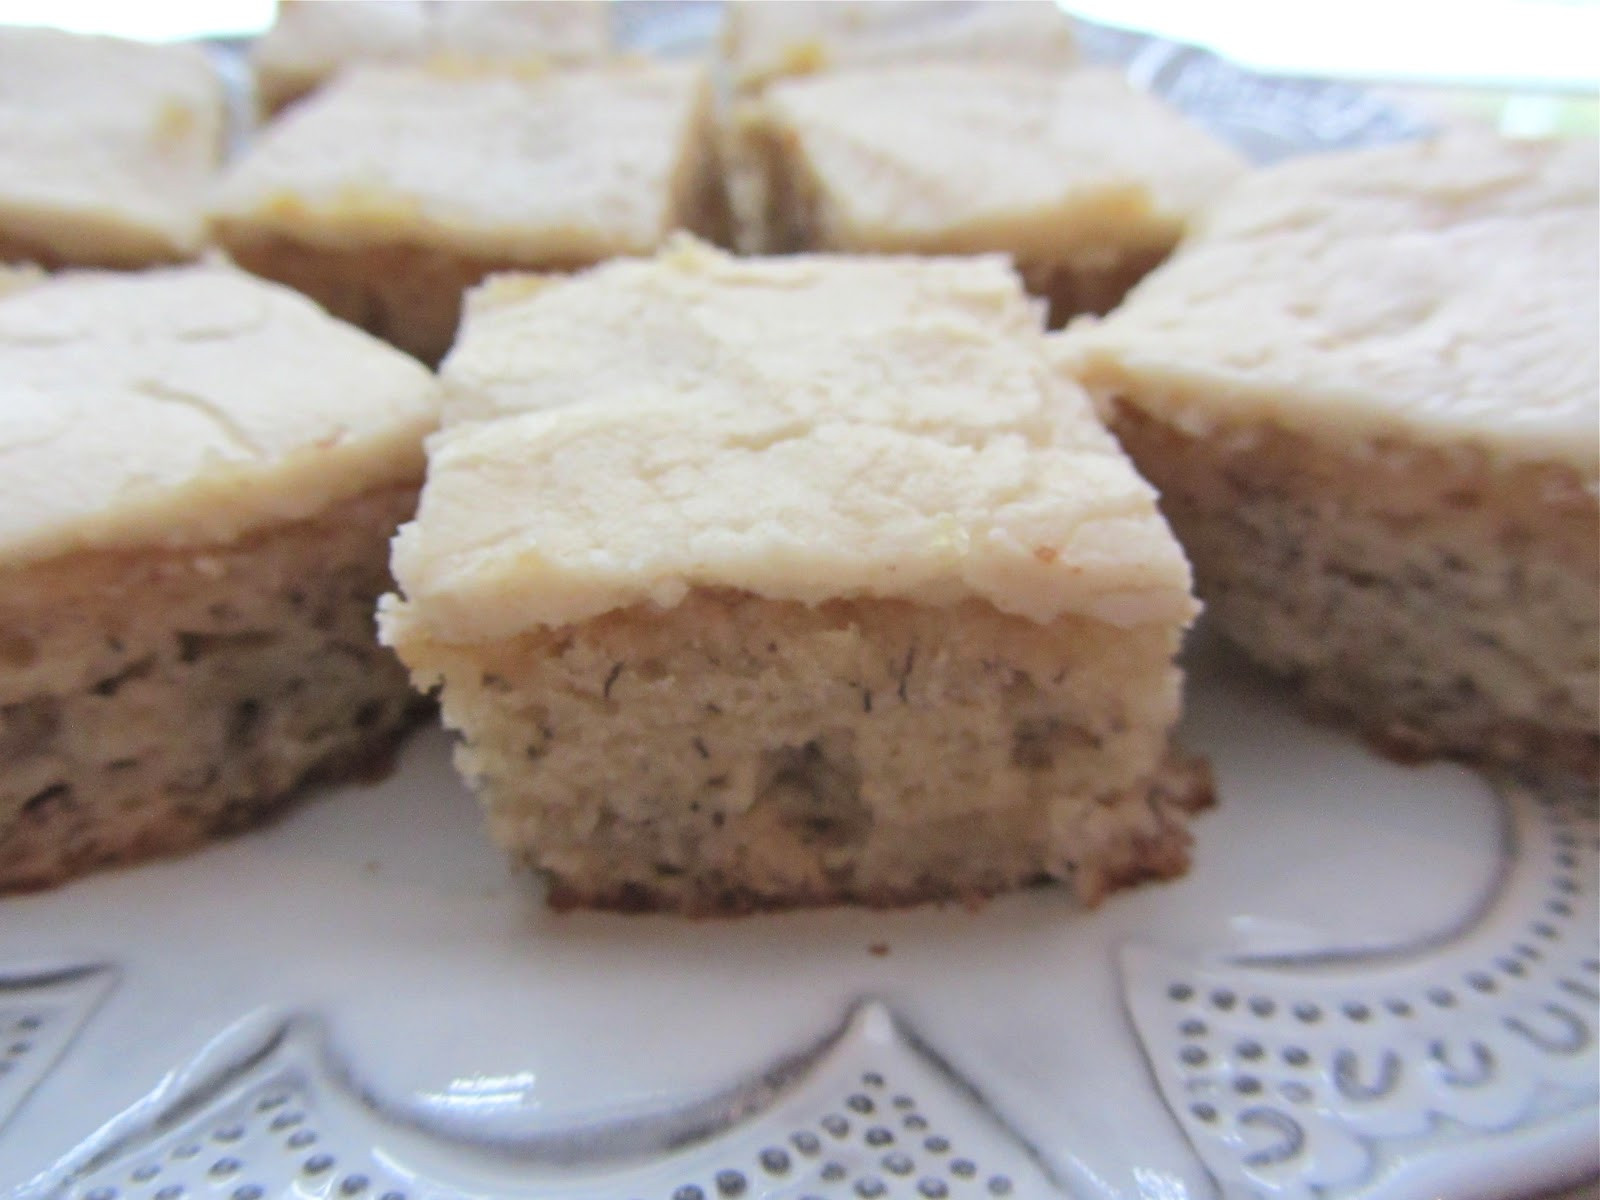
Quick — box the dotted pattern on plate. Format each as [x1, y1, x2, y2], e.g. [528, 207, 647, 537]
[50, 1004, 1052, 1200]
[1124, 778, 1599, 1199]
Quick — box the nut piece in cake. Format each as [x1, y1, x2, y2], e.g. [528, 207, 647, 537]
[0, 266, 439, 890]
[1062, 133, 1599, 776]
[0, 26, 223, 269]
[380, 238, 1211, 915]
[727, 66, 1246, 322]
[251, 0, 614, 115]
[211, 63, 723, 363]
[720, 0, 1076, 97]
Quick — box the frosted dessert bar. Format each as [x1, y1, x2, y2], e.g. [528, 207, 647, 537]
[251, 0, 613, 115]
[0, 267, 438, 889]
[211, 63, 723, 363]
[728, 66, 1245, 321]
[720, 0, 1076, 97]
[1063, 134, 1599, 776]
[381, 238, 1211, 914]
[0, 26, 223, 269]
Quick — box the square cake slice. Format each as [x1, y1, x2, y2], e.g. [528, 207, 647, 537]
[1062, 133, 1599, 776]
[251, 0, 614, 115]
[726, 66, 1245, 321]
[720, 0, 1076, 98]
[381, 238, 1210, 914]
[211, 62, 722, 363]
[0, 26, 223, 269]
[0, 267, 439, 889]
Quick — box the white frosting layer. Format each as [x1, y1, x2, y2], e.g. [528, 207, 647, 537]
[1, 266, 439, 564]
[1063, 135, 1600, 474]
[211, 63, 712, 262]
[750, 66, 1246, 257]
[0, 27, 222, 265]
[385, 238, 1196, 643]
[440, 237, 1048, 427]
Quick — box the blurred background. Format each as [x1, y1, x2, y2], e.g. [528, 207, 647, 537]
[0, 0, 1595, 135]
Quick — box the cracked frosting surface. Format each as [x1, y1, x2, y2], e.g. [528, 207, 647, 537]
[1, 266, 439, 564]
[1062, 135, 1600, 474]
[441, 236, 1048, 426]
[749, 66, 1246, 257]
[385, 238, 1195, 642]
[211, 63, 712, 261]
[0, 26, 222, 265]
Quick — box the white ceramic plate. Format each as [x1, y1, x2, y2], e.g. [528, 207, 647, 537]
[2, 10, 1594, 1200]
[0, 632, 1594, 1200]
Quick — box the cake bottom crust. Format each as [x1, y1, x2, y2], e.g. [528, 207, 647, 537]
[1109, 402, 1600, 778]
[0, 484, 426, 891]
[543, 749, 1214, 916]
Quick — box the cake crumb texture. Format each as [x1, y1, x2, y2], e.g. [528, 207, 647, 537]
[394, 589, 1211, 915]
[1, 486, 426, 890]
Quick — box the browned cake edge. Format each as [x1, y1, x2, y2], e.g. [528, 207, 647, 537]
[254, 68, 320, 120]
[543, 749, 1214, 916]
[1020, 248, 1174, 328]
[217, 72, 728, 363]
[0, 229, 192, 273]
[213, 231, 564, 365]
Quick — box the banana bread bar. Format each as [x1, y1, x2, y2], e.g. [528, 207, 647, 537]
[1063, 133, 1599, 776]
[211, 62, 723, 363]
[727, 66, 1245, 321]
[0, 26, 223, 269]
[252, 0, 613, 115]
[0, 266, 439, 889]
[380, 238, 1211, 914]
